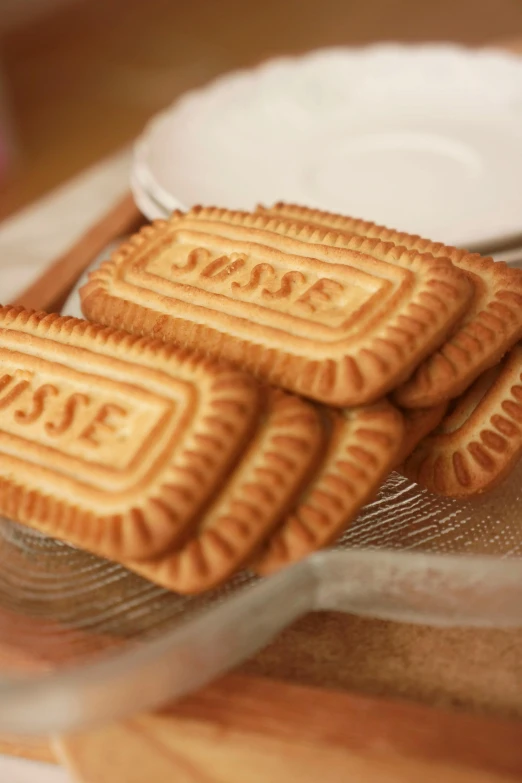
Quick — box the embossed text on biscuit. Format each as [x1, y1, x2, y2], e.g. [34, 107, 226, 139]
[0, 337, 189, 492]
[127, 229, 399, 340]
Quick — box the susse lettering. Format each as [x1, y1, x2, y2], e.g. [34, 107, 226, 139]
[0, 373, 127, 448]
[171, 248, 345, 316]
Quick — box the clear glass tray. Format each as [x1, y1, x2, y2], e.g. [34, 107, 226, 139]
[0, 258, 521, 736]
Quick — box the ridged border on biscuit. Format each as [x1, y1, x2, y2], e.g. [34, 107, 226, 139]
[254, 399, 404, 575]
[81, 211, 471, 407]
[261, 202, 522, 407]
[403, 343, 522, 497]
[128, 390, 324, 593]
[0, 305, 259, 561]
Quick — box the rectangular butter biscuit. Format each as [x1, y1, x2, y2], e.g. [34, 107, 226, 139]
[403, 343, 522, 496]
[260, 202, 522, 408]
[0, 306, 260, 561]
[80, 209, 471, 407]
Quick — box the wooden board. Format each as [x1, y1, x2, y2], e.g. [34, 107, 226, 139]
[54, 674, 522, 782]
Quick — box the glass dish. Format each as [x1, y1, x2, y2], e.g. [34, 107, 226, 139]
[0, 257, 521, 736]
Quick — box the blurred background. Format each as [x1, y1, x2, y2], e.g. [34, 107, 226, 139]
[0, 0, 521, 221]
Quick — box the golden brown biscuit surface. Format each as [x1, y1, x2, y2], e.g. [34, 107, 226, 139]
[80, 209, 471, 407]
[128, 389, 324, 593]
[254, 399, 404, 575]
[0, 306, 260, 560]
[261, 202, 522, 408]
[403, 343, 522, 497]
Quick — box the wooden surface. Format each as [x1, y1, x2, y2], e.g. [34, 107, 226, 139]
[55, 674, 522, 783]
[1, 0, 522, 220]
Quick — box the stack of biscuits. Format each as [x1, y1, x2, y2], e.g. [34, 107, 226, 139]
[2, 203, 522, 594]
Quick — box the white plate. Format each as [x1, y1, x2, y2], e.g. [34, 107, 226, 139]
[133, 44, 522, 247]
[130, 169, 169, 221]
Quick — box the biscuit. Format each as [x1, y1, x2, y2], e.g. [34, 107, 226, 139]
[260, 202, 522, 407]
[254, 399, 404, 575]
[394, 403, 448, 467]
[403, 343, 522, 496]
[80, 209, 471, 407]
[0, 306, 260, 561]
[127, 389, 324, 593]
